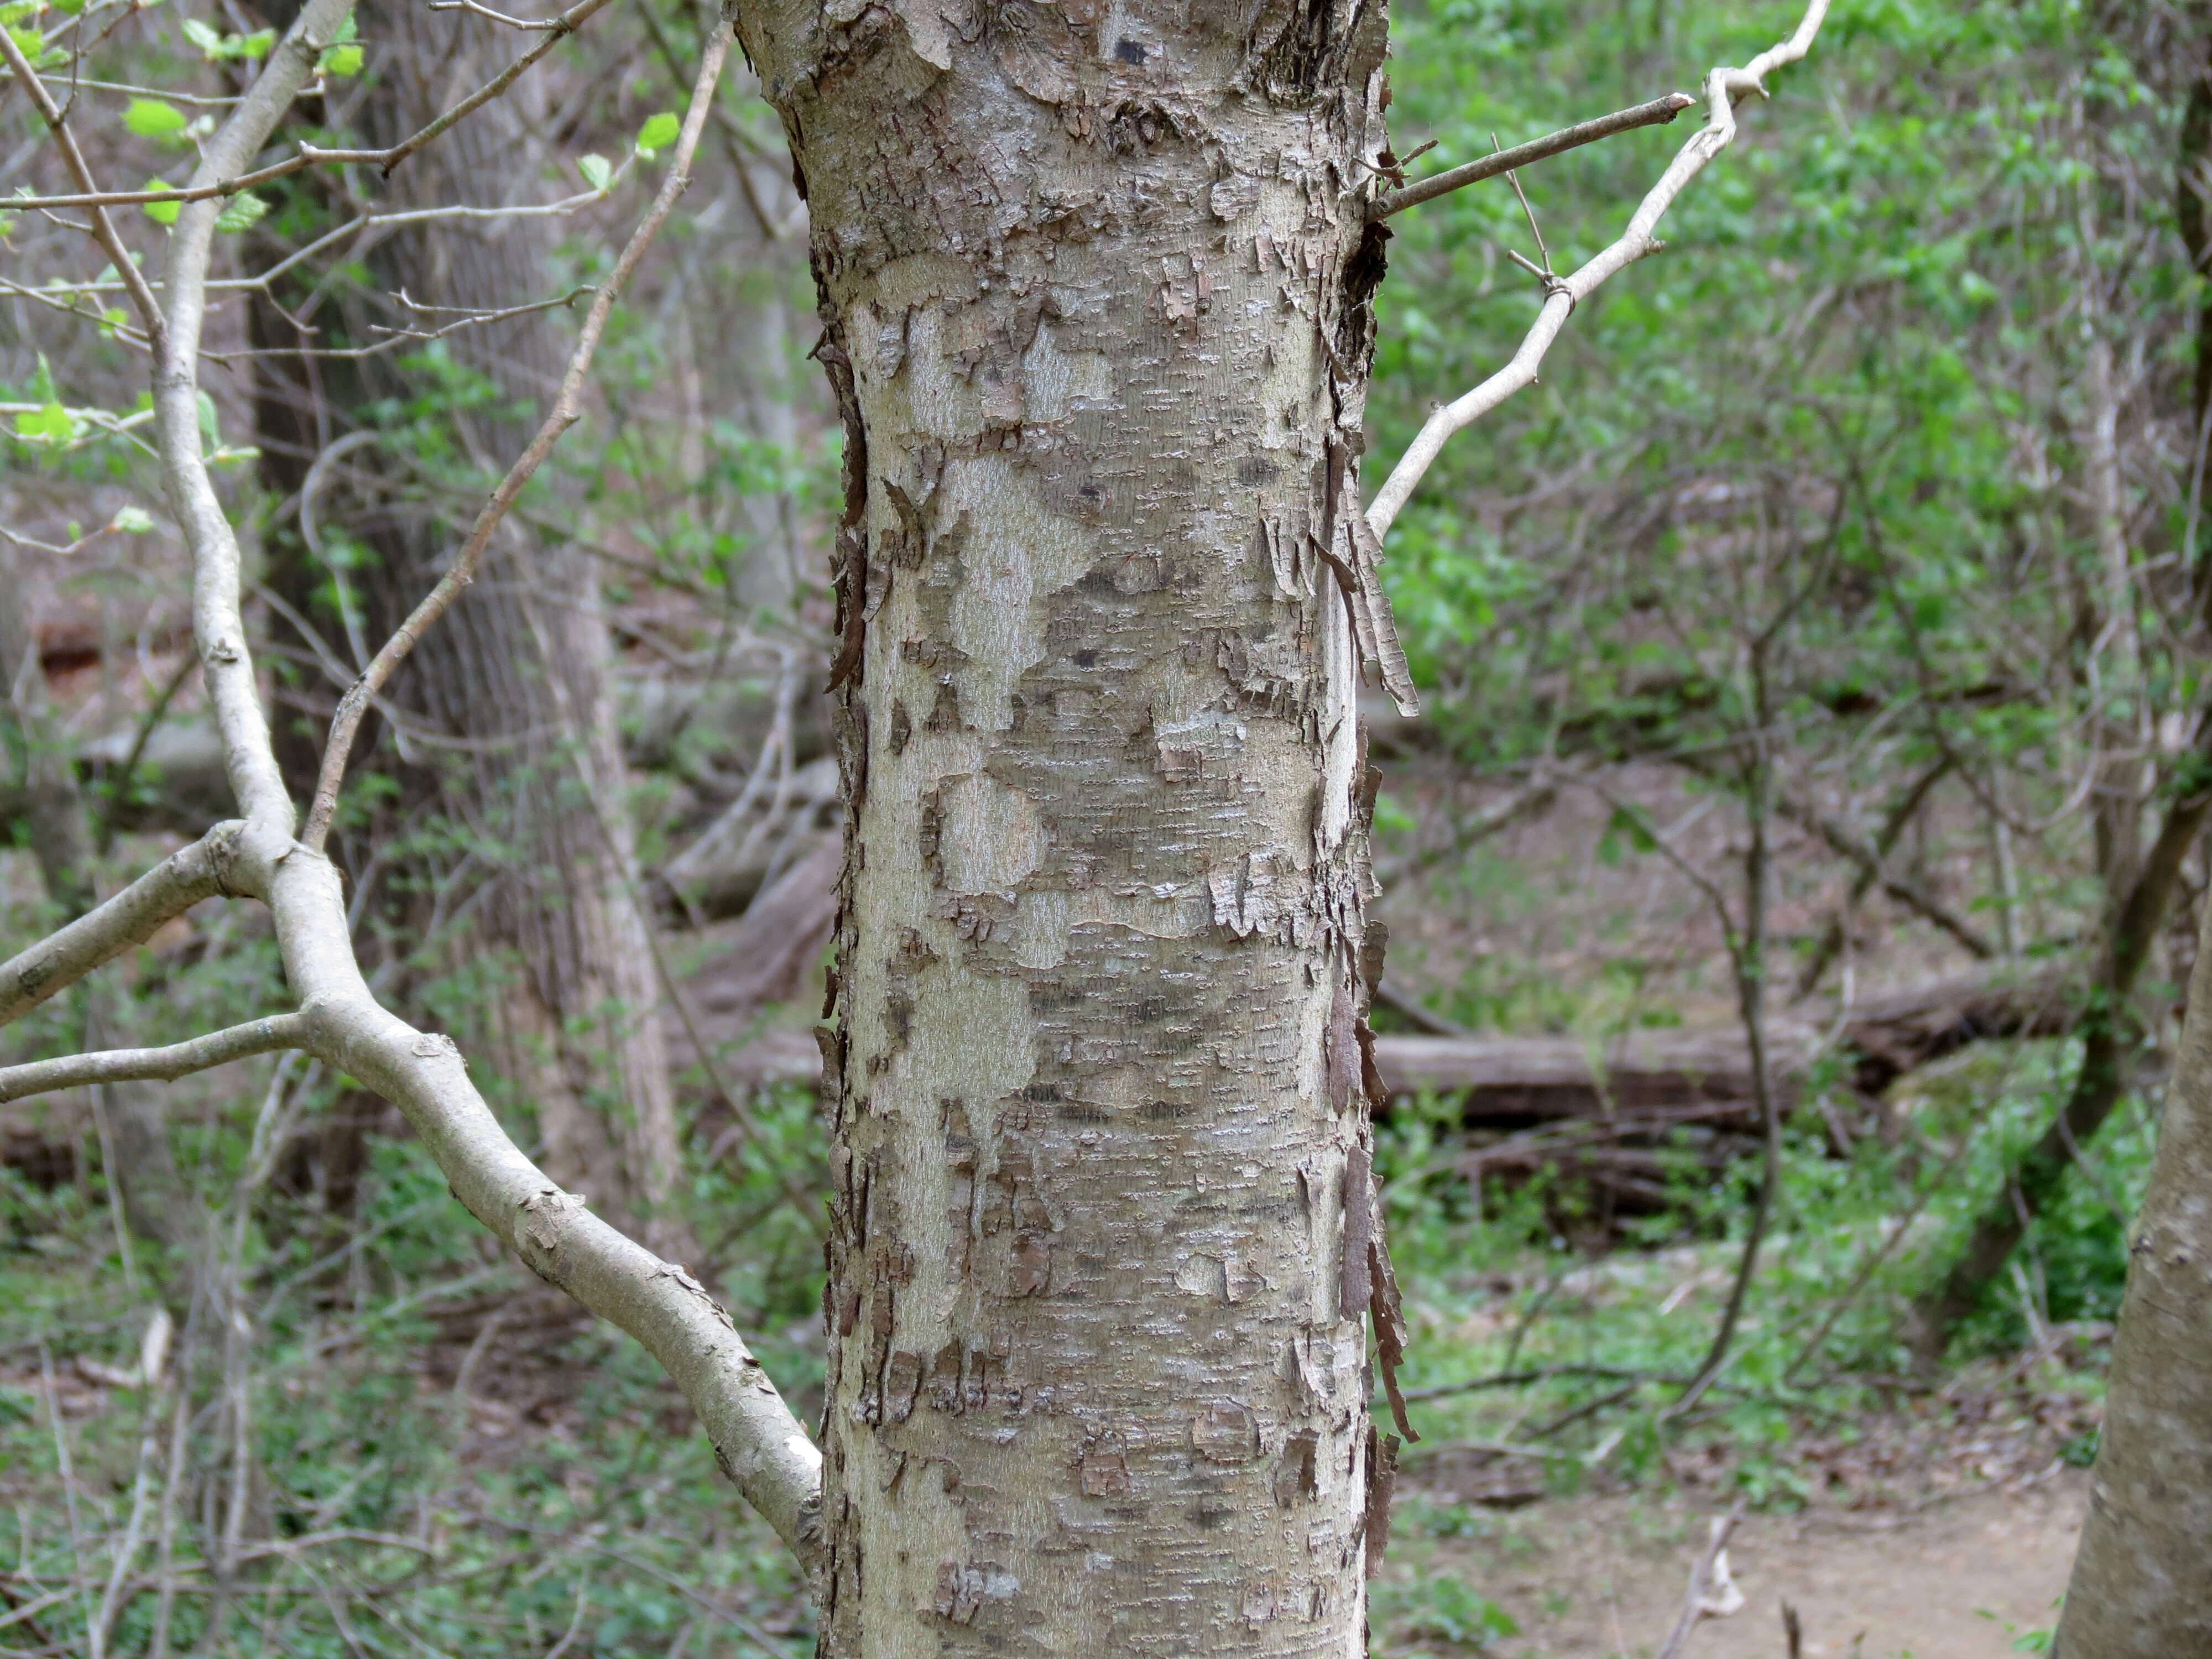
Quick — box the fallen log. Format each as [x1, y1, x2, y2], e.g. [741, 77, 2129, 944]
[1370, 968, 2073, 1126]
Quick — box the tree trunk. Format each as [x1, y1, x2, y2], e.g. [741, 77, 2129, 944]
[0, 551, 94, 919]
[737, 0, 1400, 1647]
[0, 551, 208, 1269]
[249, 4, 689, 1249]
[2054, 890, 2212, 1653]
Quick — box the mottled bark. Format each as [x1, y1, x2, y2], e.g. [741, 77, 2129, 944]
[734, 0, 1400, 1649]
[2054, 890, 2212, 1655]
[250, 6, 687, 1248]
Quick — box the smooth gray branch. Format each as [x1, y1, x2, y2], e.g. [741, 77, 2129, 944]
[0, 825, 252, 1029]
[1365, 0, 1832, 541]
[0, 1015, 309, 1104]
[1373, 92, 1697, 219]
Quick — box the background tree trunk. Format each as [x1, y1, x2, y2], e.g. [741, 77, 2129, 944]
[2054, 886, 2212, 1653]
[250, 4, 688, 1249]
[738, 0, 1402, 1648]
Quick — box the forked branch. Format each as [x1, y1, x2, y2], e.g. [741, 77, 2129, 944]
[1365, 0, 1831, 541]
[0, 825, 250, 1027]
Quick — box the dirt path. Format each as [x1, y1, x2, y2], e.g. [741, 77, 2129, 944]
[1380, 1469, 2087, 1657]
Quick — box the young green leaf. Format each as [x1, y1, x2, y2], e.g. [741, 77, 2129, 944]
[140, 180, 181, 226]
[181, 16, 222, 54]
[123, 97, 188, 138]
[13, 403, 76, 444]
[213, 190, 268, 233]
[319, 17, 361, 74]
[577, 153, 613, 192]
[236, 25, 273, 54]
[633, 111, 680, 157]
[111, 506, 156, 534]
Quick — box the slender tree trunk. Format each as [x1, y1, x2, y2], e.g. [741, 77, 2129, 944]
[2054, 888, 2212, 1654]
[249, 5, 689, 1249]
[736, 0, 1400, 1647]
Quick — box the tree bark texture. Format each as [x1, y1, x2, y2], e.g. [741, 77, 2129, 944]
[250, 5, 686, 1244]
[737, 0, 1399, 1650]
[2056, 892, 2212, 1655]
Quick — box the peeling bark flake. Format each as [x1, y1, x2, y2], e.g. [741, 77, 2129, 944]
[1361, 1426, 1400, 1578]
[1340, 1143, 1373, 1321]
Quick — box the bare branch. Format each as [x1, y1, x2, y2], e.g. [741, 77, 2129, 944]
[303, 23, 733, 850]
[225, 284, 598, 363]
[0, 1015, 309, 1104]
[0, 825, 251, 1030]
[59, 77, 242, 107]
[1365, 0, 1832, 542]
[0, 25, 166, 346]
[1653, 1501, 1749, 1659]
[1374, 91, 1697, 220]
[429, 0, 569, 28]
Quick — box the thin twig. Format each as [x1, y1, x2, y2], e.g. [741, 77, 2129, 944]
[1375, 91, 1698, 218]
[1401, 1363, 1668, 1403]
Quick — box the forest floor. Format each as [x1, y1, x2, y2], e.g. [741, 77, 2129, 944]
[1380, 1464, 2085, 1658]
